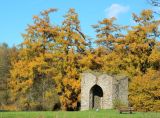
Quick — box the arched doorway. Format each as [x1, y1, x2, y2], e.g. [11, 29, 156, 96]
[89, 85, 103, 109]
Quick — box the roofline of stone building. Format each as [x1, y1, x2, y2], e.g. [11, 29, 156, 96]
[81, 70, 128, 80]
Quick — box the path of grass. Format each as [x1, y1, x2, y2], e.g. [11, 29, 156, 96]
[0, 109, 160, 118]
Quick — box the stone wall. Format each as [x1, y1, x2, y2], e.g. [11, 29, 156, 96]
[118, 78, 128, 106]
[81, 72, 128, 111]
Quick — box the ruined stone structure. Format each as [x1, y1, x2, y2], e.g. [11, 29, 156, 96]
[81, 72, 128, 111]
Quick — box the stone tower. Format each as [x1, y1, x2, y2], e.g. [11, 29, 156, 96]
[81, 72, 128, 111]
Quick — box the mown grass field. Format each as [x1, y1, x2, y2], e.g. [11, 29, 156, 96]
[0, 109, 160, 118]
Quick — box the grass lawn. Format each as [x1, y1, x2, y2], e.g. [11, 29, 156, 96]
[0, 109, 160, 118]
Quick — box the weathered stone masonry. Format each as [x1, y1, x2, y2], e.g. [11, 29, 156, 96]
[81, 73, 128, 111]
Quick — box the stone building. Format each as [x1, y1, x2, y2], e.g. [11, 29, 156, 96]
[81, 72, 128, 111]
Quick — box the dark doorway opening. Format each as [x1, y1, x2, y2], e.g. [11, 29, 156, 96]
[89, 85, 103, 109]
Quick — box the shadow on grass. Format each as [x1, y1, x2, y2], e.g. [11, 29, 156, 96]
[119, 112, 136, 114]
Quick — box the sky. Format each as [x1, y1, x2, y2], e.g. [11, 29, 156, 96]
[0, 0, 157, 47]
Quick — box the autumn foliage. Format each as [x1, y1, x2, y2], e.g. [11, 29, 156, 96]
[0, 8, 159, 111]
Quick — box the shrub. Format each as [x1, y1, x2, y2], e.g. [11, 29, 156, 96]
[113, 99, 126, 109]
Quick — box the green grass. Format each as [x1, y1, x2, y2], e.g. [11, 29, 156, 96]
[0, 109, 160, 118]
